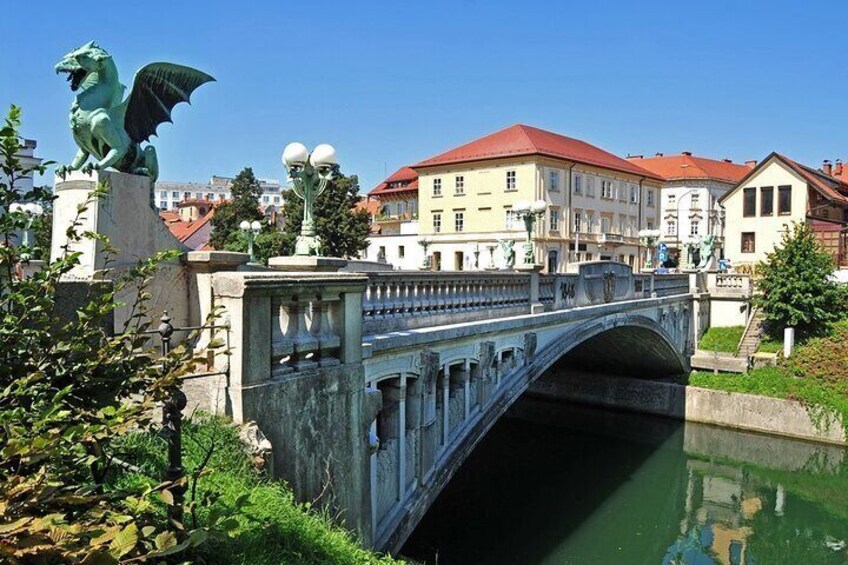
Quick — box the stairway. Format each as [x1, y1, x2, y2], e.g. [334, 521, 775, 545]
[736, 307, 765, 357]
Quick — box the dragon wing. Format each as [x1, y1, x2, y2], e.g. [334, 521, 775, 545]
[124, 63, 215, 144]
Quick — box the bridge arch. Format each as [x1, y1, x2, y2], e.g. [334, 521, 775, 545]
[378, 310, 690, 552]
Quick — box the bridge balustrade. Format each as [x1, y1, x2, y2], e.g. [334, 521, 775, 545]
[362, 272, 532, 333]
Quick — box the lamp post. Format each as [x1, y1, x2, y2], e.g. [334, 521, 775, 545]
[9, 202, 44, 262]
[638, 229, 662, 270]
[472, 243, 480, 270]
[281, 142, 337, 256]
[239, 219, 262, 264]
[513, 199, 548, 265]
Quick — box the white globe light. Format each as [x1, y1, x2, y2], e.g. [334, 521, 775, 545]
[9, 203, 23, 213]
[31, 204, 44, 216]
[532, 199, 548, 213]
[513, 200, 530, 212]
[239, 220, 250, 230]
[250, 220, 262, 231]
[311, 143, 337, 167]
[282, 142, 309, 167]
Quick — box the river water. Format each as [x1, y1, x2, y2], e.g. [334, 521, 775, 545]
[400, 397, 848, 565]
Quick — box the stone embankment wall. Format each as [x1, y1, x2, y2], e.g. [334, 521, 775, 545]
[528, 371, 846, 446]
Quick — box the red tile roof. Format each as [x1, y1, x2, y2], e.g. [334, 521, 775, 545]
[627, 153, 752, 184]
[354, 197, 381, 216]
[369, 166, 419, 196]
[160, 205, 216, 243]
[413, 124, 664, 180]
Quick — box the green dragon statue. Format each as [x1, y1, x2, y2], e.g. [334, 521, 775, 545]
[55, 41, 214, 182]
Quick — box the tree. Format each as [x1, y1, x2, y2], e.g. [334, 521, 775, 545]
[279, 170, 370, 258]
[0, 106, 218, 562]
[754, 222, 847, 338]
[209, 167, 264, 250]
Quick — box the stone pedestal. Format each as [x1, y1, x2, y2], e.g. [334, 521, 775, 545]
[50, 170, 190, 332]
[268, 255, 348, 272]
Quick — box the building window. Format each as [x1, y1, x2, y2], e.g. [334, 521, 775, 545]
[433, 213, 442, 233]
[505, 209, 519, 230]
[629, 184, 638, 203]
[378, 246, 386, 262]
[274, 196, 281, 204]
[574, 211, 582, 232]
[690, 193, 700, 209]
[183, 191, 191, 201]
[454, 211, 464, 232]
[618, 216, 626, 234]
[455, 175, 464, 195]
[547, 250, 558, 273]
[263, 195, 269, 203]
[586, 177, 595, 197]
[399, 245, 405, 259]
[171, 191, 179, 199]
[433, 178, 442, 196]
[586, 212, 595, 233]
[506, 170, 516, 191]
[741, 232, 756, 253]
[646, 220, 654, 230]
[647, 189, 655, 207]
[743, 188, 756, 217]
[760, 186, 774, 216]
[601, 217, 610, 233]
[549, 170, 559, 192]
[159, 201, 167, 209]
[601, 180, 614, 199]
[667, 219, 677, 235]
[690, 220, 699, 236]
[160, 190, 167, 198]
[778, 185, 792, 214]
[195, 192, 202, 200]
[574, 174, 583, 195]
[549, 208, 560, 231]
[668, 194, 676, 207]
[618, 182, 626, 202]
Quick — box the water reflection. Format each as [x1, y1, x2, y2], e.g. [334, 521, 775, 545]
[401, 397, 848, 564]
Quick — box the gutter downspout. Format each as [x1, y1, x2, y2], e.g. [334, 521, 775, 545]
[638, 177, 645, 271]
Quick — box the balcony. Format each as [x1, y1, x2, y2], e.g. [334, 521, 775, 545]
[376, 212, 418, 223]
[598, 232, 625, 246]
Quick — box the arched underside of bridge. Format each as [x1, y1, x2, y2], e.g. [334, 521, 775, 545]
[380, 312, 690, 552]
[550, 322, 687, 379]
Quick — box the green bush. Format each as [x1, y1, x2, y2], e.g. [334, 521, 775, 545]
[114, 417, 400, 565]
[755, 222, 846, 338]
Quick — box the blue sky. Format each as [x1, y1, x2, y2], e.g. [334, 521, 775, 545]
[4, 0, 847, 192]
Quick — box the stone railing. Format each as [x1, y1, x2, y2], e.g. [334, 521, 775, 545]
[652, 274, 691, 297]
[706, 272, 753, 297]
[212, 272, 368, 383]
[362, 272, 531, 334]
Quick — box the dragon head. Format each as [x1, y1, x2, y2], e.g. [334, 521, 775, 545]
[55, 41, 112, 92]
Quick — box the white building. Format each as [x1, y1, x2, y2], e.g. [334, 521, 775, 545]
[627, 152, 753, 265]
[1, 139, 42, 195]
[360, 167, 423, 270]
[154, 175, 283, 211]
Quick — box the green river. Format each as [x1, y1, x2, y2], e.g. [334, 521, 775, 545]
[401, 397, 848, 564]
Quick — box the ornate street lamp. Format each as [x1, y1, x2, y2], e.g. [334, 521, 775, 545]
[418, 238, 431, 270]
[513, 199, 548, 265]
[638, 229, 662, 270]
[239, 219, 262, 264]
[9, 202, 44, 262]
[281, 142, 336, 256]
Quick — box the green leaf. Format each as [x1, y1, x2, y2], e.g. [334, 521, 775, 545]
[108, 523, 138, 558]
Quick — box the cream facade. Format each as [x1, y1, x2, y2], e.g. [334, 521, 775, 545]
[417, 158, 660, 272]
[721, 154, 848, 266]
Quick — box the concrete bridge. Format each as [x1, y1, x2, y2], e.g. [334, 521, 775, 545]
[195, 261, 705, 551]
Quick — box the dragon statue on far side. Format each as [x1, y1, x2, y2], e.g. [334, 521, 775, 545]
[55, 41, 214, 183]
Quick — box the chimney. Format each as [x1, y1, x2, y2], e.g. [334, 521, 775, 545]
[655, 152, 664, 157]
[745, 160, 757, 168]
[835, 159, 844, 176]
[823, 160, 833, 176]
[682, 151, 692, 156]
[626, 154, 644, 159]
[722, 158, 732, 163]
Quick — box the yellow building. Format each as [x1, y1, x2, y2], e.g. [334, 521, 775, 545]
[413, 124, 663, 272]
[719, 153, 848, 267]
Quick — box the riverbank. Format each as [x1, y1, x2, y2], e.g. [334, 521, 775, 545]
[528, 371, 846, 446]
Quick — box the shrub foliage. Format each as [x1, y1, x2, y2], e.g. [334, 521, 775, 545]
[754, 222, 846, 338]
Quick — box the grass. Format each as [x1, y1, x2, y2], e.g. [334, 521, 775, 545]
[698, 325, 744, 352]
[112, 416, 401, 565]
[757, 338, 783, 353]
